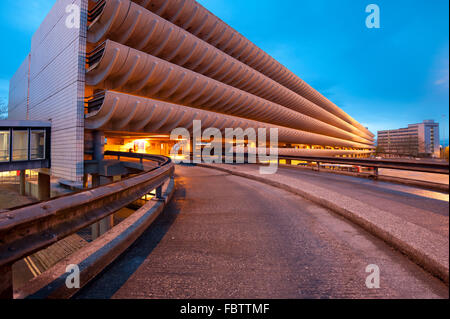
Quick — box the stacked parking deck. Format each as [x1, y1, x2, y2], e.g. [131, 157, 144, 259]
[85, 0, 375, 156]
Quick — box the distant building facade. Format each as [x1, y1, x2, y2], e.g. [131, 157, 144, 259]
[377, 120, 440, 158]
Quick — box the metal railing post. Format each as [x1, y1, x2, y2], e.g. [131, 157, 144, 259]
[27, 128, 31, 161]
[9, 128, 12, 163]
[19, 170, 26, 196]
[156, 185, 162, 198]
[153, 184, 165, 202]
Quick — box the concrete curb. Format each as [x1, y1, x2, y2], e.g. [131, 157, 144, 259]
[15, 178, 175, 299]
[199, 164, 449, 284]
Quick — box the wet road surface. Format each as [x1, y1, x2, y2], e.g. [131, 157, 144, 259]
[76, 166, 448, 299]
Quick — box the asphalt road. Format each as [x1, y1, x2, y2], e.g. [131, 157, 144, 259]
[76, 165, 448, 299]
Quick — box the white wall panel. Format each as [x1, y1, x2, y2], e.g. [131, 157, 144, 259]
[8, 56, 29, 120]
[27, 0, 87, 181]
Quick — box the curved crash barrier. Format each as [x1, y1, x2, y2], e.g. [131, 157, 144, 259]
[85, 90, 375, 150]
[0, 152, 175, 299]
[131, 0, 373, 138]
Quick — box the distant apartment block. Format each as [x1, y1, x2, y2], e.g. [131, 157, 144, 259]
[377, 120, 440, 158]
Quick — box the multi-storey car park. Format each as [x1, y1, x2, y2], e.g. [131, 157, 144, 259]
[7, 0, 375, 183]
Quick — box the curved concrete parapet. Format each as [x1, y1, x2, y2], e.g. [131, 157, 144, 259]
[132, 0, 374, 138]
[85, 90, 375, 150]
[88, 0, 373, 142]
[86, 40, 373, 146]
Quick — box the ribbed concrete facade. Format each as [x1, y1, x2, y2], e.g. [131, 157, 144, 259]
[85, 0, 375, 146]
[9, 0, 375, 182]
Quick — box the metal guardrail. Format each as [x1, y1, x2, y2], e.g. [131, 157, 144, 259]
[0, 152, 174, 298]
[277, 155, 449, 175]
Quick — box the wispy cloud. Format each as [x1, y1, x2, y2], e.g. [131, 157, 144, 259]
[431, 46, 449, 89]
[435, 67, 449, 88]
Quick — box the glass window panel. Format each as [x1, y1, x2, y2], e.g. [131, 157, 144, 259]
[0, 130, 10, 162]
[30, 130, 45, 160]
[12, 130, 28, 161]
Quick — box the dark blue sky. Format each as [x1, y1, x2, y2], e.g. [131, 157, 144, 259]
[0, 0, 448, 143]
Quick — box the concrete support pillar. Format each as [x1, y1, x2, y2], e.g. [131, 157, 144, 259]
[99, 215, 114, 235]
[243, 152, 249, 164]
[0, 264, 12, 299]
[91, 174, 101, 188]
[38, 172, 51, 201]
[155, 184, 163, 200]
[91, 221, 100, 241]
[93, 130, 105, 163]
[19, 170, 26, 196]
[91, 130, 106, 241]
[90, 173, 101, 240]
[98, 176, 114, 236]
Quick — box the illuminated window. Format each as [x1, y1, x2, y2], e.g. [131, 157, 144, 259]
[0, 130, 10, 162]
[12, 130, 28, 161]
[30, 130, 46, 160]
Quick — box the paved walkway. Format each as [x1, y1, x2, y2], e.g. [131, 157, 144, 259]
[0, 184, 36, 210]
[76, 166, 448, 299]
[379, 168, 449, 185]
